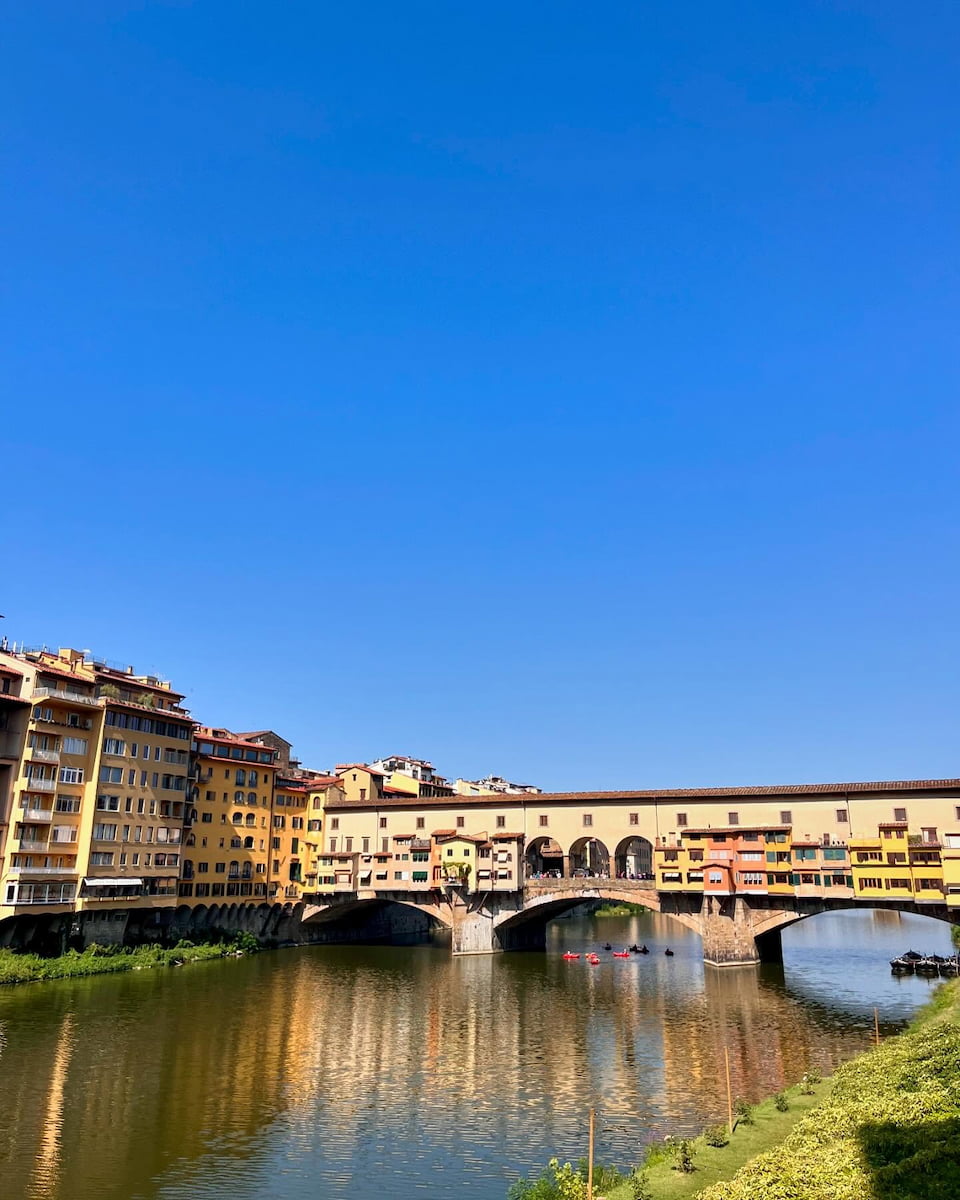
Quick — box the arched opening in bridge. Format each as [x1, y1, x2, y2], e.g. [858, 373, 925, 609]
[614, 836, 653, 880]
[525, 836, 564, 878]
[304, 898, 449, 948]
[568, 837, 611, 878]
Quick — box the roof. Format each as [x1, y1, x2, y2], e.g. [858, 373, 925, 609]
[491, 831, 524, 840]
[336, 763, 386, 777]
[325, 778, 960, 811]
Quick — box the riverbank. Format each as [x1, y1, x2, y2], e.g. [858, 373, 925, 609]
[510, 977, 960, 1200]
[0, 935, 257, 985]
[601, 976, 960, 1200]
[593, 903, 648, 917]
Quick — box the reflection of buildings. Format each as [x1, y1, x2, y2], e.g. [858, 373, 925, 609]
[0, 917, 925, 1198]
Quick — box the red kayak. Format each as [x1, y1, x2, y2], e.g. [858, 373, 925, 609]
[562, 953, 581, 960]
[612, 951, 630, 958]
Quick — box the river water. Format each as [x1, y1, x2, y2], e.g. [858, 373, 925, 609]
[0, 909, 952, 1200]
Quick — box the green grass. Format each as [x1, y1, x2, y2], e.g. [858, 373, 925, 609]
[594, 903, 648, 916]
[602, 1083, 829, 1200]
[665, 979, 960, 1200]
[511, 981, 960, 1200]
[0, 934, 258, 985]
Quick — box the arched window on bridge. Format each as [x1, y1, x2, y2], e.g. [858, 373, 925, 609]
[569, 837, 610, 878]
[615, 836, 653, 880]
[525, 836, 564, 879]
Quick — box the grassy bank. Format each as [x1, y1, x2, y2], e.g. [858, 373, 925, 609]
[594, 903, 648, 917]
[604, 1081, 829, 1200]
[510, 979, 960, 1200]
[0, 934, 258, 985]
[689, 978, 960, 1200]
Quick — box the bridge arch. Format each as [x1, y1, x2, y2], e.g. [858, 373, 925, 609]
[525, 836, 564, 877]
[495, 883, 704, 946]
[614, 836, 653, 880]
[569, 837, 611, 877]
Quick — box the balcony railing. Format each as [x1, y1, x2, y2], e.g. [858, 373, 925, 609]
[24, 778, 56, 792]
[21, 807, 54, 822]
[27, 747, 61, 763]
[7, 865, 78, 876]
[32, 687, 101, 707]
[16, 840, 50, 853]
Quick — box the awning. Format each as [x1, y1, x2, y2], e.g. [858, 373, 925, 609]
[82, 878, 143, 888]
[359, 870, 372, 882]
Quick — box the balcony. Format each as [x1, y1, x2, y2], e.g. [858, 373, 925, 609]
[27, 747, 61, 764]
[16, 840, 50, 853]
[7, 865, 78, 876]
[24, 778, 55, 792]
[410, 839, 432, 851]
[32, 686, 101, 707]
[21, 807, 53, 822]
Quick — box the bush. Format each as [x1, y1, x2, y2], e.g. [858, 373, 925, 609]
[671, 1138, 695, 1173]
[733, 1098, 754, 1125]
[705, 1123, 730, 1147]
[774, 1092, 789, 1112]
[629, 1168, 652, 1200]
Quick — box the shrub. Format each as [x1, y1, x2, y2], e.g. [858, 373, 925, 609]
[774, 1092, 789, 1112]
[799, 1073, 817, 1095]
[705, 1124, 729, 1147]
[733, 1098, 754, 1125]
[671, 1138, 695, 1173]
[629, 1168, 652, 1200]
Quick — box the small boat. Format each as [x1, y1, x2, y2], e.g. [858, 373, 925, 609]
[939, 958, 959, 977]
[588, 958, 601, 966]
[902, 950, 924, 962]
[890, 957, 914, 974]
[916, 957, 942, 975]
[664, 948, 674, 957]
[628, 944, 641, 953]
[612, 950, 630, 959]
[562, 953, 581, 961]
[638, 944, 649, 954]
[603, 943, 612, 951]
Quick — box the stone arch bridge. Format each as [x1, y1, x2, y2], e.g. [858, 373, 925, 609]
[301, 878, 960, 965]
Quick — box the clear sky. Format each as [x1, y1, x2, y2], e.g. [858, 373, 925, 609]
[2, 3, 957, 791]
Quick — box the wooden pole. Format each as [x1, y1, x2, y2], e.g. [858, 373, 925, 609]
[725, 1046, 734, 1133]
[587, 1106, 595, 1200]
[874, 1007, 881, 1047]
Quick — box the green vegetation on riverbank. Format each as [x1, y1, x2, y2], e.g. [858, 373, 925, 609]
[509, 980, 960, 1200]
[0, 933, 259, 985]
[594, 903, 648, 917]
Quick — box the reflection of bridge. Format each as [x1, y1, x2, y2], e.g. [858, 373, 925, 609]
[303, 877, 960, 965]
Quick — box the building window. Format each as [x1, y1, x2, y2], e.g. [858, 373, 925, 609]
[538, 815, 548, 827]
[780, 810, 792, 825]
[330, 818, 339, 830]
[676, 812, 688, 827]
[496, 816, 506, 828]
[582, 814, 592, 828]
[456, 815, 465, 828]
[379, 817, 387, 828]
[628, 813, 638, 825]
[727, 812, 739, 826]
[894, 807, 907, 822]
[836, 808, 848, 823]
[416, 817, 425, 829]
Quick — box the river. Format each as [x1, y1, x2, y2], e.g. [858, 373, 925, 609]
[0, 909, 952, 1200]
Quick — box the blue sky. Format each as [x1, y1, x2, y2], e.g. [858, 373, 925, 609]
[2, 3, 958, 790]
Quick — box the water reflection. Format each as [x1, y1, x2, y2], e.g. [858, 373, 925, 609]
[0, 910, 951, 1200]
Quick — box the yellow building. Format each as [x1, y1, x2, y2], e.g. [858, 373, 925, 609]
[0, 647, 191, 940]
[942, 831, 960, 908]
[653, 838, 705, 891]
[179, 727, 278, 906]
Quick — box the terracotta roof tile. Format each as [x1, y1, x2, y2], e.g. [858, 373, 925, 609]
[325, 778, 960, 810]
